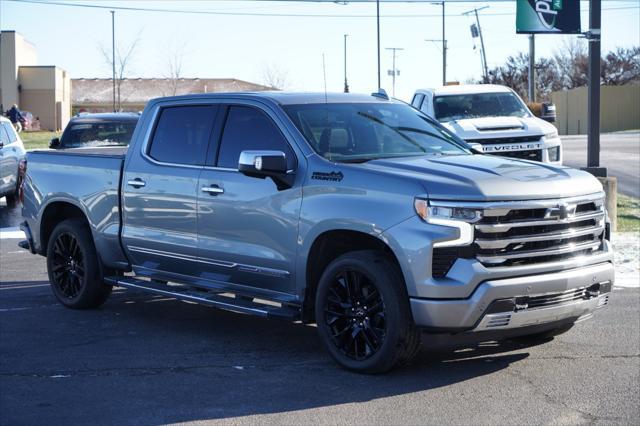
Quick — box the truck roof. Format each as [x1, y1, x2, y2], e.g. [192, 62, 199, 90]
[149, 92, 397, 106]
[419, 84, 513, 97]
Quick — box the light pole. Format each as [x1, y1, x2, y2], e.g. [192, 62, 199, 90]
[111, 10, 116, 112]
[344, 34, 349, 93]
[386, 47, 403, 97]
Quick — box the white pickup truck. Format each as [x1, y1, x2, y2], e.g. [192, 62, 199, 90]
[412, 84, 562, 164]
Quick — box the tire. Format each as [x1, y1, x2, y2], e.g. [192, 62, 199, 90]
[46, 218, 112, 309]
[513, 323, 575, 342]
[315, 250, 421, 374]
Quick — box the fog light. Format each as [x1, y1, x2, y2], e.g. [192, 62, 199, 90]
[547, 146, 560, 162]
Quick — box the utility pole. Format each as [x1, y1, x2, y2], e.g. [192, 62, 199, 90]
[111, 10, 116, 112]
[528, 34, 535, 102]
[587, 0, 602, 171]
[430, 2, 446, 85]
[386, 47, 403, 97]
[376, 0, 381, 89]
[463, 6, 489, 82]
[344, 34, 349, 93]
[425, 38, 447, 85]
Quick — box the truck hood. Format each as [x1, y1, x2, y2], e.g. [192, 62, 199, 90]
[361, 154, 602, 201]
[443, 116, 556, 140]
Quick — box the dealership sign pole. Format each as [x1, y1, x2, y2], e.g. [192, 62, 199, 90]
[517, 0, 603, 172]
[586, 0, 602, 171]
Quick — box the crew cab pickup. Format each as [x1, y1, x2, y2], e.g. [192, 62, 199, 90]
[412, 84, 562, 164]
[20, 92, 613, 373]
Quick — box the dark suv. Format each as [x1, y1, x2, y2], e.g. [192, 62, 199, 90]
[50, 113, 139, 149]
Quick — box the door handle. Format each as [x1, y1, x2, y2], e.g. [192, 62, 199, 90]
[127, 178, 146, 188]
[201, 185, 224, 195]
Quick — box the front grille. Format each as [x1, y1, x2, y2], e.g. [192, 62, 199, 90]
[466, 135, 542, 145]
[471, 194, 606, 267]
[491, 149, 542, 162]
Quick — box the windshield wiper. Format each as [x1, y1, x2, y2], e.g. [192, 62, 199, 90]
[357, 112, 427, 153]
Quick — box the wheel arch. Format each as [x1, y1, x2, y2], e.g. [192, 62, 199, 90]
[301, 229, 405, 322]
[39, 200, 90, 256]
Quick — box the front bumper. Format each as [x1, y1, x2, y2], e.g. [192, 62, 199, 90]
[410, 261, 613, 332]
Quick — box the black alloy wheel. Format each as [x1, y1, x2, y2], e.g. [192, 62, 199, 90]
[324, 270, 386, 360]
[315, 250, 421, 373]
[46, 218, 112, 309]
[50, 232, 86, 299]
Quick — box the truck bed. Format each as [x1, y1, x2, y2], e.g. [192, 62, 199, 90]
[21, 148, 127, 268]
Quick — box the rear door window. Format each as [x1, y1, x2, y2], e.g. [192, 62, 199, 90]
[412, 94, 425, 109]
[148, 105, 218, 166]
[216, 106, 295, 169]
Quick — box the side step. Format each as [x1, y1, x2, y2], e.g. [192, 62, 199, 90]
[104, 276, 300, 321]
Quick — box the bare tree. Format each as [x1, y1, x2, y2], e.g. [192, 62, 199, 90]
[162, 41, 188, 96]
[484, 42, 639, 102]
[262, 64, 289, 90]
[100, 30, 143, 111]
[485, 53, 561, 102]
[553, 38, 588, 89]
[601, 47, 640, 85]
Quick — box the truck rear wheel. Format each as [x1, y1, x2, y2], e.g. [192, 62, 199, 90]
[46, 218, 112, 309]
[315, 250, 421, 374]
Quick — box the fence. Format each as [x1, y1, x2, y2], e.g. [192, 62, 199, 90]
[551, 84, 640, 135]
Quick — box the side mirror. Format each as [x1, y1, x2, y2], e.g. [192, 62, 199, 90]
[49, 137, 61, 149]
[238, 150, 293, 190]
[540, 103, 557, 123]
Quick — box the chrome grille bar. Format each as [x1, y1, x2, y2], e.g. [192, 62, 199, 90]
[477, 240, 602, 264]
[475, 210, 604, 233]
[475, 225, 604, 249]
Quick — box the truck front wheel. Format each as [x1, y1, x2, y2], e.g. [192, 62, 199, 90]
[46, 218, 112, 309]
[315, 250, 421, 374]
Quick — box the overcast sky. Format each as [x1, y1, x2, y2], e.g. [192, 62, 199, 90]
[2, 0, 639, 101]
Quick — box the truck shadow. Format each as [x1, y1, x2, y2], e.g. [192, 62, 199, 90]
[2, 286, 541, 424]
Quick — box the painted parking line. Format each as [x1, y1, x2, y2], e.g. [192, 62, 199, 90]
[0, 227, 25, 239]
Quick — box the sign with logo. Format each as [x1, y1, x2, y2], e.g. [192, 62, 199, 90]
[516, 0, 581, 34]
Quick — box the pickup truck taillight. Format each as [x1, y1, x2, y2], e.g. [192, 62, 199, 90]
[18, 158, 27, 204]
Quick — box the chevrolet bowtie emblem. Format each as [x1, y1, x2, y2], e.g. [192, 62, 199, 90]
[545, 203, 577, 220]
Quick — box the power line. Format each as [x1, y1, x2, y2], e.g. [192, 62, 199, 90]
[6, 0, 639, 18]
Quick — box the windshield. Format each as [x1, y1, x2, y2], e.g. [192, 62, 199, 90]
[284, 103, 471, 162]
[61, 121, 137, 148]
[434, 92, 531, 122]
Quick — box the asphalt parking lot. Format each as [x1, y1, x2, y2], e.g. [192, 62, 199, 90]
[1, 209, 639, 425]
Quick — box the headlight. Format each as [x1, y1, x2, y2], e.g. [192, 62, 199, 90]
[547, 146, 561, 162]
[544, 130, 559, 139]
[414, 199, 481, 247]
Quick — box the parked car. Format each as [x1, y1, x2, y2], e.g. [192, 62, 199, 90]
[20, 92, 612, 373]
[0, 116, 26, 205]
[50, 113, 139, 149]
[411, 84, 562, 164]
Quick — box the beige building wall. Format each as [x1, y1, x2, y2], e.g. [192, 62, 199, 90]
[0, 31, 37, 109]
[552, 84, 640, 135]
[18, 66, 71, 131]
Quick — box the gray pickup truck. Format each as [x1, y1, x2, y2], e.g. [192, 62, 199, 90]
[20, 92, 614, 373]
